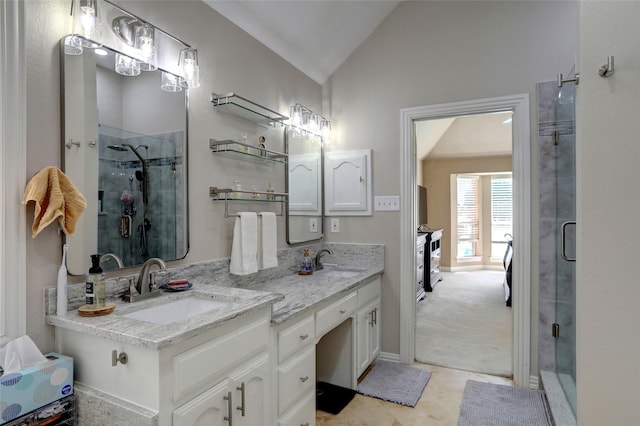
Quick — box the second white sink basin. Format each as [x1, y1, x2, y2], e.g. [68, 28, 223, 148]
[122, 296, 230, 325]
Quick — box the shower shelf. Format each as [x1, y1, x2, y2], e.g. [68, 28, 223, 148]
[209, 139, 287, 164]
[209, 187, 288, 218]
[210, 92, 288, 127]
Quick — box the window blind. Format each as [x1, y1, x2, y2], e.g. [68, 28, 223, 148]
[457, 175, 479, 257]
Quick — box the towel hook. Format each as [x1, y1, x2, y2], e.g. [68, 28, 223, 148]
[65, 139, 80, 149]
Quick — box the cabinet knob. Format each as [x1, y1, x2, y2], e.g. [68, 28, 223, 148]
[111, 350, 128, 366]
[300, 376, 309, 383]
[300, 334, 309, 341]
[339, 310, 347, 315]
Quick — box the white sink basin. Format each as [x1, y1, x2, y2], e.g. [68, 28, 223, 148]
[122, 297, 230, 325]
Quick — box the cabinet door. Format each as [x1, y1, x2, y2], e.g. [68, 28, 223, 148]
[355, 305, 373, 377]
[324, 149, 372, 216]
[230, 354, 270, 426]
[173, 379, 231, 426]
[356, 299, 382, 378]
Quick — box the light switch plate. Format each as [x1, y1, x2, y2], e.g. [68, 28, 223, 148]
[331, 218, 340, 233]
[374, 195, 400, 211]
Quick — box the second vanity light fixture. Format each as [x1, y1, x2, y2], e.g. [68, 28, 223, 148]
[289, 104, 331, 141]
[67, 0, 199, 91]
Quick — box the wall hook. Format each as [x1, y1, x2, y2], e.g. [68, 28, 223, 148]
[598, 56, 614, 77]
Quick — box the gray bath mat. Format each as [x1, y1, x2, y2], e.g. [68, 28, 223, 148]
[356, 361, 431, 407]
[458, 380, 555, 426]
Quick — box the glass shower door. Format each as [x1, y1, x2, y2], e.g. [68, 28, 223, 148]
[554, 79, 577, 414]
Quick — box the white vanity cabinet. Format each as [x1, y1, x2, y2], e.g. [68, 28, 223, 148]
[54, 308, 271, 425]
[355, 278, 381, 378]
[273, 312, 316, 426]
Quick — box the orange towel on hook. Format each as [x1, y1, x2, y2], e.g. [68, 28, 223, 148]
[22, 166, 87, 238]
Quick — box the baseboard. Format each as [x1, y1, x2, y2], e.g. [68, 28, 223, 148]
[378, 351, 400, 363]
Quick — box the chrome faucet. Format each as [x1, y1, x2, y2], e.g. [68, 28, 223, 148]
[100, 253, 124, 269]
[314, 249, 333, 271]
[123, 257, 166, 302]
[137, 258, 166, 294]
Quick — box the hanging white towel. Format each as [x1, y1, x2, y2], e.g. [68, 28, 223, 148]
[258, 212, 278, 270]
[230, 212, 258, 275]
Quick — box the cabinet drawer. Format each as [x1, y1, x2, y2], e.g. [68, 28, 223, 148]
[278, 346, 315, 416]
[315, 292, 357, 337]
[358, 278, 380, 308]
[173, 317, 269, 401]
[278, 314, 315, 363]
[278, 391, 315, 426]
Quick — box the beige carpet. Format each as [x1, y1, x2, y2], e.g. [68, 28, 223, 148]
[415, 270, 513, 377]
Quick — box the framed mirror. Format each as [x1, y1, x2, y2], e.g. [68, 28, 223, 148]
[61, 40, 189, 275]
[286, 129, 323, 244]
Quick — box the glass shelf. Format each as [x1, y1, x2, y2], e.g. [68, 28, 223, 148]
[209, 187, 288, 217]
[210, 92, 288, 127]
[209, 139, 287, 164]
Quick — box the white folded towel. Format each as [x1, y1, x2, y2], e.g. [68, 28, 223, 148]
[230, 212, 258, 275]
[258, 212, 278, 270]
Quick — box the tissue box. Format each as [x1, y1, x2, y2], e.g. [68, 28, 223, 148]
[0, 353, 73, 425]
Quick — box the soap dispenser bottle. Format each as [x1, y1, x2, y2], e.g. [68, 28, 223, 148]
[299, 248, 314, 275]
[87, 254, 105, 307]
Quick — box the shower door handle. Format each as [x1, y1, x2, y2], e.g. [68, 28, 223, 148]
[561, 221, 576, 262]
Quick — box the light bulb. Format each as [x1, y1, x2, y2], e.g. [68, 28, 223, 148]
[135, 23, 157, 71]
[290, 104, 303, 127]
[78, 0, 101, 48]
[179, 48, 200, 89]
[115, 53, 140, 76]
[321, 120, 331, 140]
[161, 71, 183, 93]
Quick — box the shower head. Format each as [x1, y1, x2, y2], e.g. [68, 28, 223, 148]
[107, 144, 129, 152]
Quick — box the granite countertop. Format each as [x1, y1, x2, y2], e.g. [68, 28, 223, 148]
[46, 285, 283, 350]
[250, 265, 384, 325]
[46, 262, 383, 350]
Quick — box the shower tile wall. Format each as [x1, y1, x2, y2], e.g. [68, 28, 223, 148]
[98, 130, 183, 268]
[537, 80, 576, 374]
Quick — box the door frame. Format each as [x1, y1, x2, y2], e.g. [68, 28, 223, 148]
[399, 94, 531, 388]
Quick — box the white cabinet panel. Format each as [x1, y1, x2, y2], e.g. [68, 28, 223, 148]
[325, 149, 372, 216]
[289, 154, 321, 215]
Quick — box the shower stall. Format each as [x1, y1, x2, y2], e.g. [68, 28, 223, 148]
[98, 125, 183, 268]
[538, 75, 577, 422]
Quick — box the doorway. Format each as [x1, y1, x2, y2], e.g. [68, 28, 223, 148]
[399, 94, 532, 388]
[415, 113, 514, 376]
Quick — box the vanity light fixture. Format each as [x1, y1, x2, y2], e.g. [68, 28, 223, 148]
[67, 0, 200, 90]
[178, 48, 200, 89]
[288, 103, 331, 140]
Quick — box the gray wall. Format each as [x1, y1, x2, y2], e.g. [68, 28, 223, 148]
[323, 0, 579, 373]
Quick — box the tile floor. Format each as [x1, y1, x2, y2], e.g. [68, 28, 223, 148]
[316, 362, 514, 425]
